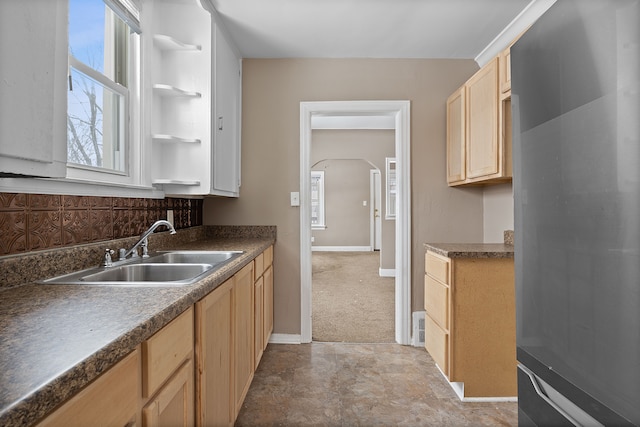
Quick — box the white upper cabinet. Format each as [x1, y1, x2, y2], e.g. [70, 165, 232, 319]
[144, 0, 242, 197]
[213, 24, 242, 197]
[0, 1, 67, 178]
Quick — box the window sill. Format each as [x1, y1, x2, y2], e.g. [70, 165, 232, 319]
[0, 177, 165, 198]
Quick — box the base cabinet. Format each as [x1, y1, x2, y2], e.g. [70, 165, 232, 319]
[142, 360, 194, 427]
[141, 307, 195, 427]
[234, 262, 255, 417]
[196, 253, 271, 426]
[424, 251, 516, 398]
[36, 248, 274, 427]
[253, 245, 274, 368]
[196, 278, 234, 427]
[263, 247, 274, 347]
[36, 350, 140, 427]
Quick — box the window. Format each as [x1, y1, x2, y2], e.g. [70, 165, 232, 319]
[311, 171, 326, 229]
[386, 158, 396, 219]
[67, 0, 140, 176]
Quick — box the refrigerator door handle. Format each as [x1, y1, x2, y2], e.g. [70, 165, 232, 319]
[518, 364, 604, 427]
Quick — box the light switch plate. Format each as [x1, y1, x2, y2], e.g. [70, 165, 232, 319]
[290, 192, 300, 206]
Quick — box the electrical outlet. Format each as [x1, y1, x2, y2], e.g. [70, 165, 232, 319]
[166, 209, 174, 226]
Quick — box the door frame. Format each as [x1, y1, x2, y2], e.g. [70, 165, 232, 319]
[300, 100, 411, 344]
[370, 169, 381, 251]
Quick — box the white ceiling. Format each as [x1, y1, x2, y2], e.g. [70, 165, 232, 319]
[208, 0, 554, 64]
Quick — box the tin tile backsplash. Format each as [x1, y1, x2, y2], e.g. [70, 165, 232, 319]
[0, 193, 202, 256]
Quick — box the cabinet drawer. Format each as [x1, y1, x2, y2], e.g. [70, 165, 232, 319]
[425, 315, 449, 377]
[143, 306, 194, 398]
[424, 275, 449, 330]
[425, 251, 450, 285]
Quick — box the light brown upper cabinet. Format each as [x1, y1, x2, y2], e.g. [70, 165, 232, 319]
[499, 46, 512, 96]
[446, 56, 512, 186]
[446, 86, 466, 185]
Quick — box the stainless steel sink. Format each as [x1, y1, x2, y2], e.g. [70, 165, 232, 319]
[40, 250, 244, 286]
[147, 251, 243, 265]
[81, 263, 212, 283]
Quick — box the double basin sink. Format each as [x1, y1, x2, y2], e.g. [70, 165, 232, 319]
[40, 251, 244, 286]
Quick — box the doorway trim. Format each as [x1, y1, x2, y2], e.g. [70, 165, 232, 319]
[370, 169, 381, 251]
[300, 100, 411, 345]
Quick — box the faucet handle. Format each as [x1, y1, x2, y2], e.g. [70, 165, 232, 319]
[103, 249, 115, 267]
[141, 238, 149, 258]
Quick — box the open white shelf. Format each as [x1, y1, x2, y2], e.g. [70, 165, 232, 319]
[152, 179, 201, 186]
[153, 84, 201, 98]
[152, 134, 201, 144]
[153, 34, 201, 51]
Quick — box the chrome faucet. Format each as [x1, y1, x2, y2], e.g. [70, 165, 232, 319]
[120, 220, 176, 260]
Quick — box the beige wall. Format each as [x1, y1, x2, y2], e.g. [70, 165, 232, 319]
[483, 183, 514, 243]
[204, 58, 485, 336]
[311, 159, 371, 247]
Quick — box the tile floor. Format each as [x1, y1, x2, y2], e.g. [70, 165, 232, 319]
[236, 342, 518, 426]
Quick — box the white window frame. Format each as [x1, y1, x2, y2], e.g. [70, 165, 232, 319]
[385, 157, 396, 220]
[0, 0, 159, 198]
[65, 0, 144, 188]
[311, 170, 326, 230]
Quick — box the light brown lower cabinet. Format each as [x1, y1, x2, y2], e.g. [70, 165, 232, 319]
[35, 350, 140, 427]
[35, 248, 274, 427]
[142, 360, 194, 427]
[263, 263, 273, 348]
[424, 251, 516, 398]
[196, 253, 272, 427]
[195, 278, 234, 427]
[234, 262, 255, 417]
[254, 274, 265, 367]
[253, 245, 274, 369]
[141, 307, 194, 427]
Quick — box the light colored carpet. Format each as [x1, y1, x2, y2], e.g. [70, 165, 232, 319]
[312, 251, 395, 343]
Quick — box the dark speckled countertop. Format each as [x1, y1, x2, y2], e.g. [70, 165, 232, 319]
[0, 226, 275, 427]
[424, 243, 514, 258]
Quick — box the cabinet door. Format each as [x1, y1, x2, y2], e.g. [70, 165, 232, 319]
[466, 57, 500, 180]
[196, 278, 234, 427]
[446, 86, 466, 184]
[143, 360, 194, 427]
[234, 262, 254, 416]
[263, 264, 274, 348]
[36, 350, 139, 427]
[212, 24, 241, 196]
[0, 1, 67, 177]
[499, 47, 512, 95]
[254, 275, 264, 368]
[142, 307, 194, 399]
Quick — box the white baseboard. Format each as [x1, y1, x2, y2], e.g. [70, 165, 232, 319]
[312, 246, 372, 252]
[379, 268, 396, 277]
[268, 333, 302, 344]
[435, 364, 517, 402]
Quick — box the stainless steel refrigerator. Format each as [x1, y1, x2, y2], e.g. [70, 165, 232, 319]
[511, 0, 640, 425]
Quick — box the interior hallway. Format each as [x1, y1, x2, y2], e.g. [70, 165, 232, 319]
[235, 342, 518, 426]
[312, 251, 395, 343]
